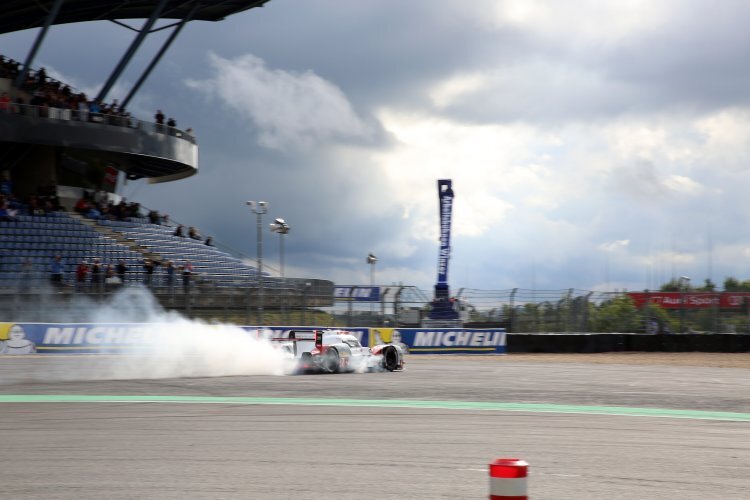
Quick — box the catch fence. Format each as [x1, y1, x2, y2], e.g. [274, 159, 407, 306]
[2, 283, 748, 333]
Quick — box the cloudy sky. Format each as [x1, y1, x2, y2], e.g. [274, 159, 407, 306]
[5, 0, 750, 293]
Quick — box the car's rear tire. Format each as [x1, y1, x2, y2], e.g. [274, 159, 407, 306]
[382, 346, 399, 371]
[325, 348, 340, 373]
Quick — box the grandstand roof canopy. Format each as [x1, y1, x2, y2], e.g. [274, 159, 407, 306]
[0, 0, 271, 35]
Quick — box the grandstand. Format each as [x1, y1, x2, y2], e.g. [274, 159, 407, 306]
[0, 1, 334, 322]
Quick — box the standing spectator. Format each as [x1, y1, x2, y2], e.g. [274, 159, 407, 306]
[75, 260, 89, 291]
[50, 255, 64, 286]
[155, 109, 165, 132]
[90, 258, 102, 291]
[116, 259, 128, 283]
[181, 260, 193, 292]
[142, 258, 157, 287]
[164, 260, 175, 291]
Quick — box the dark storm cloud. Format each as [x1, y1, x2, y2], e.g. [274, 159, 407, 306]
[7, 0, 750, 292]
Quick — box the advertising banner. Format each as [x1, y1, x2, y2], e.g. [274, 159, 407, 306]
[0, 322, 158, 354]
[628, 292, 750, 309]
[437, 179, 454, 286]
[0, 323, 371, 356]
[370, 327, 506, 354]
[333, 286, 380, 301]
[1, 322, 503, 356]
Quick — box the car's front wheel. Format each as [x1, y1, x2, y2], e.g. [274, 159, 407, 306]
[382, 346, 400, 371]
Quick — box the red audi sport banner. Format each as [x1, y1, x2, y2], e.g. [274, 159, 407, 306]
[628, 292, 750, 309]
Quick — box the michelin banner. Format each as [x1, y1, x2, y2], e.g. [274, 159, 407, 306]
[0, 323, 371, 355]
[370, 327, 506, 354]
[0, 322, 504, 356]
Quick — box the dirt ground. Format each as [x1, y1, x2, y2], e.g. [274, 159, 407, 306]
[418, 352, 750, 369]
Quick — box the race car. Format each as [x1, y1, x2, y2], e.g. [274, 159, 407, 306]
[272, 329, 404, 374]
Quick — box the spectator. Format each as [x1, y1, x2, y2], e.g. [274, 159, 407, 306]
[74, 195, 91, 214]
[181, 260, 193, 291]
[204, 236, 213, 246]
[148, 209, 160, 225]
[155, 109, 165, 132]
[116, 260, 128, 283]
[167, 117, 176, 128]
[173, 224, 184, 237]
[188, 226, 201, 240]
[90, 258, 102, 291]
[75, 260, 89, 291]
[50, 255, 64, 286]
[164, 260, 175, 290]
[142, 258, 158, 287]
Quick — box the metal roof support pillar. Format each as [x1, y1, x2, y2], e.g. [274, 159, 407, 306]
[119, 3, 200, 111]
[14, 0, 65, 89]
[96, 0, 169, 103]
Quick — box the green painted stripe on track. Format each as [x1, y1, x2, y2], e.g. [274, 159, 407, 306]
[0, 395, 748, 422]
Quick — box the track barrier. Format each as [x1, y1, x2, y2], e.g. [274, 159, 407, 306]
[489, 458, 528, 499]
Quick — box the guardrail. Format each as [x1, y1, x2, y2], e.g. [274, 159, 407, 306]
[0, 103, 196, 144]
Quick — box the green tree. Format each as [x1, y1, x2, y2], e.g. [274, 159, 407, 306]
[724, 277, 741, 291]
[592, 295, 641, 332]
[696, 278, 716, 291]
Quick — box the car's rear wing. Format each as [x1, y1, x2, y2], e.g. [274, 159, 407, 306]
[268, 330, 324, 357]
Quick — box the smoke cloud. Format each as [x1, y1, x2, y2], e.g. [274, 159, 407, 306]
[4, 287, 291, 382]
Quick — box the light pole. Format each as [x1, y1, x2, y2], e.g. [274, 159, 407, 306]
[247, 200, 268, 325]
[270, 218, 290, 323]
[367, 253, 377, 316]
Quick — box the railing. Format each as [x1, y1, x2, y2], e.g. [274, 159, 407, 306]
[0, 103, 196, 144]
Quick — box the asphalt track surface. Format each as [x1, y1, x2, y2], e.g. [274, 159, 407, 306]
[1, 355, 749, 499]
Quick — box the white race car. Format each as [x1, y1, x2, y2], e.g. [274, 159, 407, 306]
[272, 329, 404, 374]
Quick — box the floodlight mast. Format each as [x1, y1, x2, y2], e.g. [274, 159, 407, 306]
[429, 179, 459, 320]
[247, 200, 268, 325]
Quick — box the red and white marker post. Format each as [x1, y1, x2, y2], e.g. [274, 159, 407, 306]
[489, 458, 528, 499]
